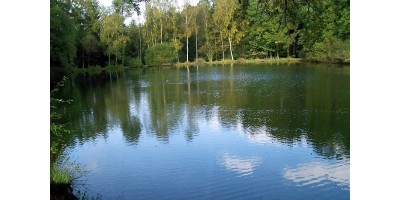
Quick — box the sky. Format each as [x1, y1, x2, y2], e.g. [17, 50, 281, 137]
[98, 0, 200, 25]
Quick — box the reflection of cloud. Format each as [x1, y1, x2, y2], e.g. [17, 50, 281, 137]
[209, 106, 221, 131]
[236, 122, 276, 145]
[283, 160, 349, 189]
[246, 126, 274, 144]
[220, 153, 261, 177]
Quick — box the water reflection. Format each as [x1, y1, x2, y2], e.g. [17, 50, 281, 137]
[220, 153, 261, 177]
[283, 160, 350, 189]
[60, 64, 349, 160]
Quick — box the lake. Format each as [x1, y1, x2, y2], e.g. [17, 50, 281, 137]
[59, 63, 350, 199]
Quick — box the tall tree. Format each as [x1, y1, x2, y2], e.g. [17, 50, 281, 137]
[81, 34, 98, 67]
[99, 13, 129, 66]
[213, 0, 240, 61]
[183, 2, 195, 63]
[50, 2, 77, 67]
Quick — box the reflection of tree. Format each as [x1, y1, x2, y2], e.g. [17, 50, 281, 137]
[60, 65, 349, 159]
[197, 65, 350, 159]
[184, 66, 199, 142]
[121, 115, 141, 145]
[60, 71, 144, 146]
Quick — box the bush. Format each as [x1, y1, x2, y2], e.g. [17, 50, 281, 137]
[126, 56, 143, 68]
[195, 58, 206, 64]
[236, 58, 247, 64]
[145, 43, 177, 66]
[309, 36, 350, 63]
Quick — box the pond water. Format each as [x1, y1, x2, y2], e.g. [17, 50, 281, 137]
[59, 63, 350, 199]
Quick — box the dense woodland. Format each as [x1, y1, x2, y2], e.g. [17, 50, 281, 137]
[50, 0, 350, 68]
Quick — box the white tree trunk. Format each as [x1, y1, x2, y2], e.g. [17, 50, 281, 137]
[220, 33, 224, 62]
[186, 13, 189, 63]
[228, 35, 234, 61]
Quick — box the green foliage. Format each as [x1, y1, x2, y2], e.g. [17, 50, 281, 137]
[126, 56, 143, 67]
[195, 58, 206, 64]
[50, 155, 86, 184]
[99, 13, 129, 65]
[50, 0, 350, 68]
[236, 58, 247, 64]
[81, 34, 98, 56]
[51, 77, 72, 160]
[50, 4, 77, 67]
[308, 35, 350, 63]
[145, 43, 177, 66]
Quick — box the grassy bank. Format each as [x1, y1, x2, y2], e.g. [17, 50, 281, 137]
[51, 57, 348, 78]
[174, 57, 303, 67]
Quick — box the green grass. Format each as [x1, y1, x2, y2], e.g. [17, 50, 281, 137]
[50, 156, 86, 185]
[50, 162, 74, 184]
[174, 57, 303, 67]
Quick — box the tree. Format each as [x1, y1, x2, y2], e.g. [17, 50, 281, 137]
[81, 34, 98, 67]
[170, 7, 184, 62]
[112, 0, 147, 17]
[183, 2, 195, 63]
[99, 13, 129, 66]
[213, 0, 240, 61]
[50, 3, 77, 67]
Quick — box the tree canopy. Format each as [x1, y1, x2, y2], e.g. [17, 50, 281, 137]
[50, 0, 350, 67]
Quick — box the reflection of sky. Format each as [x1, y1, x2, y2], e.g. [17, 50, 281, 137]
[209, 106, 222, 131]
[283, 160, 350, 189]
[236, 120, 279, 145]
[220, 153, 261, 177]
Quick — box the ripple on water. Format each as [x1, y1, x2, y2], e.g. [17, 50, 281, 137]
[283, 160, 350, 190]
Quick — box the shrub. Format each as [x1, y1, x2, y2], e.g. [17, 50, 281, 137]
[145, 43, 177, 66]
[236, 58, 247, 64]
[309, 35, 350, 63]
[126, 56, 143, 68]
[195, 58, 206, 64]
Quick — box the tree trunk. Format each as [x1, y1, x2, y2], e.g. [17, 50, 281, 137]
[293, 42, 296, 57]
[214, 38, 218, 61]
[160, 16, 163, 44]
[174, 37, 180, 63]
[139, 32, 141, 62]
[186, 13, 189, 63]
[122, 46, 125, 66]
[287, 44, 290, 58]
[108, 52, 111, 67]
[196, 30, 198, 61]
[276, 44, 279, 59]
[220, 33, 224, 62]
[115, 54, 117, 65]
[228, 35, 234, 61]
[82, 51, 85, 68]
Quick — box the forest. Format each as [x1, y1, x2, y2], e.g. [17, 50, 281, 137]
[50, 0, 350, 68]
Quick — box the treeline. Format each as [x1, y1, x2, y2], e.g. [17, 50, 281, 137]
[50, 0, 350, 68]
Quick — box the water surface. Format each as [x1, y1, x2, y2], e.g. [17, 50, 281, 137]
[60, 63, 350, 199]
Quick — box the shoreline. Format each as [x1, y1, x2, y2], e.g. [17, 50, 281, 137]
[51, 58, 349, 75]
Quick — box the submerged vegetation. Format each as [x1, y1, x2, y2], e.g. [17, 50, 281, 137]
[50, 0, 350, 70]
